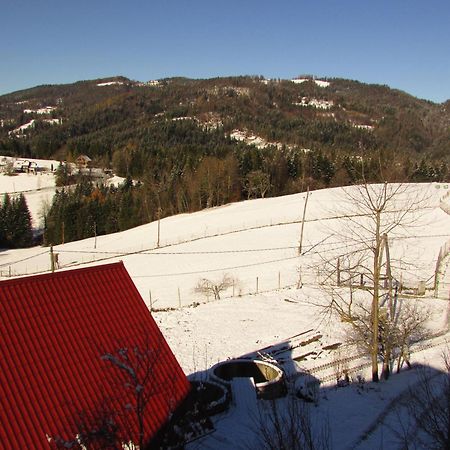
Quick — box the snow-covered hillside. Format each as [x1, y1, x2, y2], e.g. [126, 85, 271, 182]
[2, 175, 450, 449]
[2, 181, 449, 354]
[0, 166, 57, 228]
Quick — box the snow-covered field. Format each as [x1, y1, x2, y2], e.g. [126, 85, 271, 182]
[0, 157, 59, 228]
[1, 169, 450, 449]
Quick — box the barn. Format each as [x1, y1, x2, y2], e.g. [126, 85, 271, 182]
[0, 262, 190, 449]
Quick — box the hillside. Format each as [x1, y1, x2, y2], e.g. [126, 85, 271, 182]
[1, 180, 450, 448]
[1, 75, 448, 174]
[1, 75, 449, 244]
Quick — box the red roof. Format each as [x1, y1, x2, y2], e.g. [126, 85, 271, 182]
[0, 262, 190, 449]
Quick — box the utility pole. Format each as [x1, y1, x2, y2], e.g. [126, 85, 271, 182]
[93, 221, 97, 249]
[298, 187, 310, 255]
[156, 207, 162, 248]
[50, 245, 55, 273]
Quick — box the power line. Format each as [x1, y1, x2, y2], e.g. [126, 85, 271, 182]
[0, 250, 48, 268]
[57, 245, 300, 256]
[133, 255, 301, 278]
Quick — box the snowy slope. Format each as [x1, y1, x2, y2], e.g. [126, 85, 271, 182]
[1, 176, 450, 449]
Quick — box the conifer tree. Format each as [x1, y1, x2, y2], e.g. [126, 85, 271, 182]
[0, 193, 33, 248]
[11, 194, 33, 248]
[0, 194, 9, 247]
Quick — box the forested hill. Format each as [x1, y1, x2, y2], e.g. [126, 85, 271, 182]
[1, 75, 449, 227]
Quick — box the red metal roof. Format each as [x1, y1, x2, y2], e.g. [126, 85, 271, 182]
[0, 262, 190, 449]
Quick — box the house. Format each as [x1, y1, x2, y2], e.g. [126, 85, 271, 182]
[12, 159, 40, 173]
[75, 154, 92, 169]
[0, 262, 190, 449]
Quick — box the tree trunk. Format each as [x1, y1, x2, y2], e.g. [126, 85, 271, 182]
[371, 210, 381, 382]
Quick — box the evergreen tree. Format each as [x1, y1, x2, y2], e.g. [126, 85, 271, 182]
[10, 194, 33, 248]
[0, 194, 33, 248]
[0, 194, 10, 247]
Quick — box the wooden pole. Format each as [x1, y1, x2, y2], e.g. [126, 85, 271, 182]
[337, 257, 341, 286]
[278, 271, 281, 289]
[298, 187, 310, 255]
[178, 287, 181, 308]
[297, 267, 302, 289]
[157, 208, 161, 248]
[149, 290, 152, 311]
[50, 245, 55, 273]
[256, 277, 259, 294]
[94, 221, 97, 249]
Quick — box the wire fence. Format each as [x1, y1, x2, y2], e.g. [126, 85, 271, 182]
[440, 192, 450, 215]
[434, 238, 450, 298]
[434, 191, 450, 297]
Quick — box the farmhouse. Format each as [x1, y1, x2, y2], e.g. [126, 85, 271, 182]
[13, 159, 39, 173]
[75, 154, 92, 169]
[0, 262, 190, 449]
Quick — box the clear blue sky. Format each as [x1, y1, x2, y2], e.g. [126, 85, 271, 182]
[1, 0, 449, 102]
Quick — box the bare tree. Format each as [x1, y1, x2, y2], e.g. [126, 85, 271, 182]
[396, 355, 450, 449]
[54, 334, 181, 450]
[317, 182, 431, 381]
[194, 273, 236, 300]
[247, 395, 330, 450]
[244, 170, 272, 199]
[54, 401, 122, 450]
[344, 297, 430, 379]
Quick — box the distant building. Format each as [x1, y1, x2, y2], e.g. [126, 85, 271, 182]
[0, 262, 190, 449]
[13, 159, 40, 173]
[75, 154, 92, 169]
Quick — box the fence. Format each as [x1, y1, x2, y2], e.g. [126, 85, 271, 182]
[140, 269, 306, 311]
[433, 192, 450, 297]
[440, 192, 450, 215]
[434, 238, 450, 298]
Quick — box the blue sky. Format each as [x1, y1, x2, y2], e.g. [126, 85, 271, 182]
[1, 0, 449, 102]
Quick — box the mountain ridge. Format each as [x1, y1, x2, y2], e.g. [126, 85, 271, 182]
[1, 75, 448, 212]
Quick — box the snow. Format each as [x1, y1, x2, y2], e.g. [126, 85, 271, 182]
[23, 106, 56, 114]
[1, 165, 450, 448]
[97, 81, 124, 87]
[353, 123, 375, 131]
[291, 78, 331, 88]
[9, 119, 36, 134]
[294, 97, 334, 109]
[8, 118, 61, 137]
[0, 163, 59, 228]
[230, 129, 294, 150]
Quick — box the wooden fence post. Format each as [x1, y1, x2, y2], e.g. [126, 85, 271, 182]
[337, 258, 341, 286]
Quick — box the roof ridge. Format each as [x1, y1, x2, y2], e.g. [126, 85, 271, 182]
[0, 261, 125, 287]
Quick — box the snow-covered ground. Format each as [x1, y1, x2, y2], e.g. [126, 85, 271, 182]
[1, 168, 450, 448]
[0, 168, 57, 228]
[291, 78, 331, 88]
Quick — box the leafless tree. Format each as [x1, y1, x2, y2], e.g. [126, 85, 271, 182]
[316, 182, 432, 381]
[246, 394, 330, 450]
[395, 354, 450, 449]
[54, 401, 122, 450]
[344, 298, 430, 379]
[244, 170, 272, 199]
[54, 334, 180, 450]
[194, 273, 236, 300]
